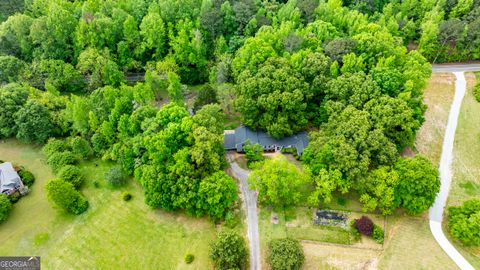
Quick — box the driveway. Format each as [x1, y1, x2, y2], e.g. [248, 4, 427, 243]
[429, 67, 480, 270]
[227, 153, 261, 270]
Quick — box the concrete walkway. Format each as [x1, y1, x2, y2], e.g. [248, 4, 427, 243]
[227, 154, 261, 270]
[428, 71, 475, 270]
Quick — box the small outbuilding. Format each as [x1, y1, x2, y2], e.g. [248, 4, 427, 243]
[0, 162, 23, 195]
[224, 125, 309, 156]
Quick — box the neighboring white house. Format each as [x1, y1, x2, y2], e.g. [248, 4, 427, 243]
[0, 162, 23, 195]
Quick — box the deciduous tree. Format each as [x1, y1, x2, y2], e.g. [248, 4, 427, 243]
[209, 231, 247, 270]
[249, 155, 310, 207]
[45, 179, 88, 215]
[395, 156, 440, 214]
[267, 238, 305, 270]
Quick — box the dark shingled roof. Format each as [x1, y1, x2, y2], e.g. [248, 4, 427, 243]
[224, 125, 309, 155]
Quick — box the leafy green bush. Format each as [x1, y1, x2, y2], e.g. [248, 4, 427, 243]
[448, 198, 480, 246]
[224, 211, 238, 228]
[105, 166, 126, 187]
[193, 84, 218, 112]
[267, 238, 305, 270]
[209, 231, 247, 270]
[184, 254, 194, 264]
[244, 140, 264, 164]
[47, 151, 76, 173]
[57, 165, 84, 189]
[474, 82, 480, 102]
[349, 220, 361, 241]
[45, 179, 88, 215]
[18, 168, 35, 187]
[373, 224, 384, 244]
[42, 138, 68, 158]
[337, 197, 347, 206]
[69, 136, 93, 159]
[8, 192, 21, 204]
[0, 194, 13, 222]
[122, 192, 132, 201]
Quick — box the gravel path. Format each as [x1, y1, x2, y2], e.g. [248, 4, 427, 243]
[227, 154, 261, 270]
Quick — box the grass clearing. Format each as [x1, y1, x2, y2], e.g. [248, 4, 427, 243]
[378, 216, 457, 270]
[0, 139, 221, 269]
[302, 242, 379, 270]
[415, 73, 456, 164]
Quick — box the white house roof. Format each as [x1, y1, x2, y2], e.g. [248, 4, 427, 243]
[0, 162, 21, 192]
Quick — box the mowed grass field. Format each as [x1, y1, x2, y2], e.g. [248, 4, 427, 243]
[0, 139, 219, 269]
[446, 72, 480, 268]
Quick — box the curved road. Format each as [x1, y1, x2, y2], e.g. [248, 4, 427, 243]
[429, 65, 480, 270]
[227, 153, 261, 270]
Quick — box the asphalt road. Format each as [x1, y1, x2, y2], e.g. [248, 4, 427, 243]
[432, 63, 480, 73]
[428, 70, 476, 270]
[227, 153, 261, 270]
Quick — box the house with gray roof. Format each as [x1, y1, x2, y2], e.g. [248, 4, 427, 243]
[224, 125, 309, 156]
[0, 162, 23, 195]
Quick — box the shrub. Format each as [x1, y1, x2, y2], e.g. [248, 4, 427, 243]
[337, 197, 347, 206]
[42, 138, 68, 158]
[122, 192, 132, 201]
[93, 181, 100, 188]
[193, 84, 218, 112]
[373, 224, 384, 244]
[8, 192, 21, 204]
[267, 238, 305, 270]
[0, 194, 13, 222]
[70, 136, 93, 159]
[448, 198, 480, 246]
[45, 179, 88, 215]
[209, 231, 247, 270]
[244, 140, 264, 164]
[224, 211, 238, 228]
[105, 166, 126, 187]
[354, 216, 374, 236]
[184, 254, 195, 264]
[47, 151, 76, 173]
[18, 168, 35, 187]
[58, 165, 84, 189]
[474, 83, 480, 102]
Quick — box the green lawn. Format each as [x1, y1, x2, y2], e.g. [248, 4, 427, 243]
[0, 139, 221, 269]
[378, 216, 457, 270]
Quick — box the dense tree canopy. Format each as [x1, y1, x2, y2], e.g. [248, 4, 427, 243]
[0, 83, 29, 138]
[0, 0, 449, 219]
